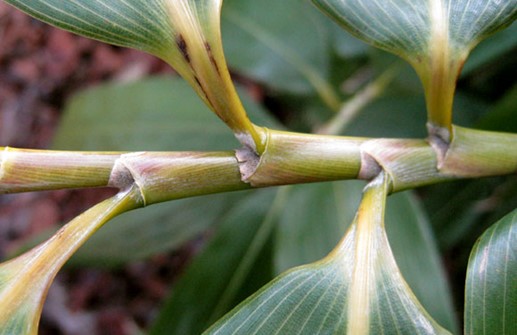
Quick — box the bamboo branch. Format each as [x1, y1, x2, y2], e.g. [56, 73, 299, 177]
[237, 129, 366, 187]
[437, 125, 517, 177]
[0, 147, 120, 193]
[109, 151, 250, 206]
[2, 126, 517, 198]
[361, 139, 452, 192]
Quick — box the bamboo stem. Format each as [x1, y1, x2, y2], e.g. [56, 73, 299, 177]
[110, 151, 250, 206]
[238, 129, 366, 187]
[438, 125, 517, 177]
[361, 139, 452, 192]
[2, 126, 517, 197]
[0, 147, 120, 193]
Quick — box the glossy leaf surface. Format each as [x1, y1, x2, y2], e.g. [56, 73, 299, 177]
[206, 174, 451, 335]
[465, 208, 517, 335]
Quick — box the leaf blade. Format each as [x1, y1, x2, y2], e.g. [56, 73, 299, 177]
[386, 192, 459, 333]
[312, 0, 517, 130]
[206, 174, 451, 334]
[222, 0, 340, 109]
[273, 181, 363, 273]
[3, 0, 172, 55]
[5, 0, 264, 145]
[0, 187, 139, 334]
[273, 181, 458, 332]
[465, 208, 517, 335]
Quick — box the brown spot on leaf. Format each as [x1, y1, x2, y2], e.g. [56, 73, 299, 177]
[204, 41, 220, 75]
[176, 34, 190, 63]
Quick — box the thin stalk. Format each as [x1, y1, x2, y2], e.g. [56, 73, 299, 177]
[361, 139, 452, 192]
[346, 172, 390, 334]
[109, 151, 250, 206]
[2, 127, 517, 197]
[412, 0, 468, 141]
[318, 67, 397, 135]
[223, 8, 341, 112]
[159, 1, 265, 152]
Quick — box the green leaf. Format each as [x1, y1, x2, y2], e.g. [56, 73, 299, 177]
[427, 178, 510, 249]
[274, 182, 458, 332]
[150, 189, 278, 335]
[462, 23, 517, 76]
[222, 0, 340, 110]
[477, 84, 517, 133]
[338, 57, 488, 137]
[331, 22, 370, 58]
[465, 208, 517, 335]
[0, 187, 139, 334]
[274, 181, 363, 273]
[5, 0, 265, 145]
[386, 192, 459, 333]
[52, 76, 277, 151]
[312, 0, 517, 130]
[345, 92, 428, 138]
[3, 0, 175, 56]
[71, 191, 247, 267]
[206, 174, 451, 334]
[312, 0, 517, 63]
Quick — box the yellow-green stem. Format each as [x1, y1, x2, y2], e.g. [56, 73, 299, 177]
[109, 151, 250, 206]
[2, 127, 517, 197]
[0, 147, 119, 193]
[238, 128, 366, 187]
[361, 139, 451, 192]
[438, 125, 517, 177]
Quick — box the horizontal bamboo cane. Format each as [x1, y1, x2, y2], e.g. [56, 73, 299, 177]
[1, 126, 516, 201]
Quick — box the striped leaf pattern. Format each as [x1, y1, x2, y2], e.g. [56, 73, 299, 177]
[312, 0, 517, 60]
[465, 209, 517, 335]
[0, 187, 140, 334]
[4, 0, 260, 148]
[312, 0, 517, 131]
[205, 174, 451, 335]
[3, 1, 174, 57]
